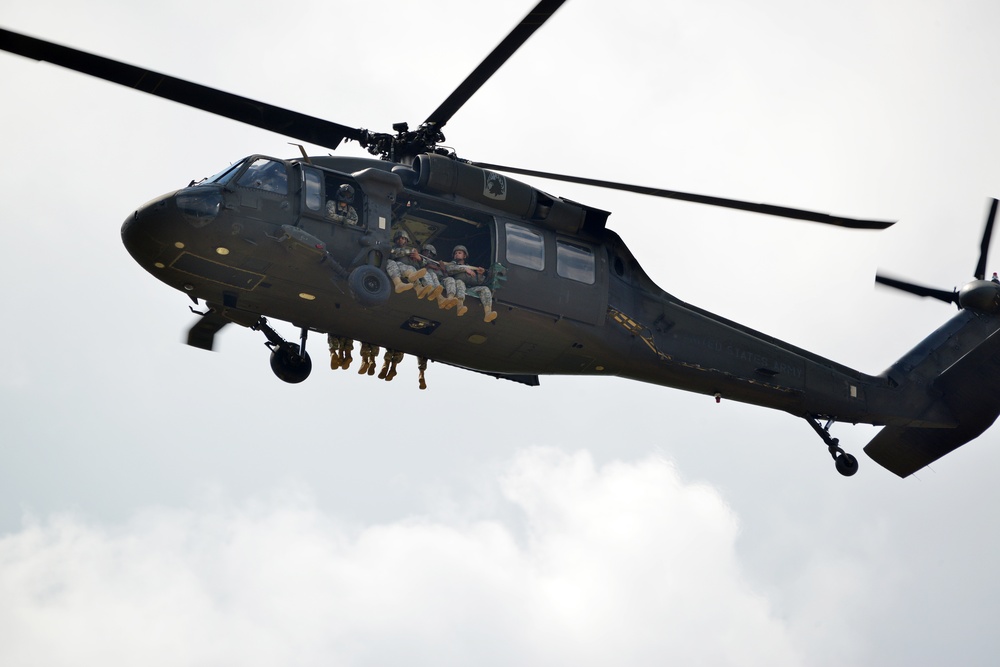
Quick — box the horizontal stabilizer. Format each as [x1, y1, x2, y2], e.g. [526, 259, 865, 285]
[864, 423, 991, 477]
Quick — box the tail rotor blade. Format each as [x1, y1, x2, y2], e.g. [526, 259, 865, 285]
[875, 274, 960, 306]
[974, 198, 998, 280]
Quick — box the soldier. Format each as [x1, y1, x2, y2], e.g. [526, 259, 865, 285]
[326, 183, 359, 225]
[378, 348, 404, 381]
[327, 334, 354, 370]
[357, 342, 380, 375]
[417, 356, 429, 390]
[442, 245, 498, 322]
[386, 229, 427, 294]
[417, 244, 450, 306]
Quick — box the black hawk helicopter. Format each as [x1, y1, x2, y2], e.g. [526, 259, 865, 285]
[4, 0, 1000, 478]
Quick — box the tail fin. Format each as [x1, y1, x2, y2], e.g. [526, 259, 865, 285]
[865, 324, 1000, 476]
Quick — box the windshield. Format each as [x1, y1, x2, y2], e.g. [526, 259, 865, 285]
[236, 158, 288, 194]
[199, 159, 245, 185]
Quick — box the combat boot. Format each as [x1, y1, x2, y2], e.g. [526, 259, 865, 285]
[428, 284, 444, 301]
[483, 305, 498, 323]
[393, 276, 413, 293]
[456, 299, 468, 317]
[414, 283, 432, 299]
[436, 294, 457, 309]
[341, 351, 353, 370]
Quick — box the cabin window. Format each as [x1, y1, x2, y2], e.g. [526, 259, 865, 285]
[236, 158, 288, 195]
[556, 240, 595, 284]
[505, 222, 544, 270]
[303, 168, 322, 211]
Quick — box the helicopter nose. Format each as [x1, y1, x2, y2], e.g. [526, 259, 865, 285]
[121, 191, 176, 268]
[122, 186, 224, 268]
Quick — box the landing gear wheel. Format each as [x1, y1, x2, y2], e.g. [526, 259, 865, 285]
[269, 344, 312, 384]
[348, 265, 391, 307]
[805, 416, 860, 477]
[834, 452, 859, 477]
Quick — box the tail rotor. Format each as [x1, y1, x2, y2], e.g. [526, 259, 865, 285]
[875, 198, 1000, 311]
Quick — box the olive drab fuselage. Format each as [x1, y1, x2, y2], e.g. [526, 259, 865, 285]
[122, 151, 999, 435]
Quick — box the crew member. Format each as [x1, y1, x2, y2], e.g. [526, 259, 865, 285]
[442, 245, 498, 322]
[386, 229, 427, 294]
[326, 184, 359, 225]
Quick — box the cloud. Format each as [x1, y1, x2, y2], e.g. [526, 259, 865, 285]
[0, 449, 799, 666]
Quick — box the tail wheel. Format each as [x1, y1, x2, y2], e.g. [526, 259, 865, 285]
[835, 452, 859, 477]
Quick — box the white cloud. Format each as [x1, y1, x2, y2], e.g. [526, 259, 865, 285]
[0, 449, 800, 667]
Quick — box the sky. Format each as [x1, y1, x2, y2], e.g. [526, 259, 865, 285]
[2, 0, 1000, 664]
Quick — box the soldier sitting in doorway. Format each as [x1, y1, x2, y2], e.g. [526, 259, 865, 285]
[386, 229, 428, 294]
[415, 243, 450, 306]
[442, 245, 498, 322]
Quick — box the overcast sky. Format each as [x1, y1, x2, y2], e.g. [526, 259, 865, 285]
[2, 1, 1000, 665]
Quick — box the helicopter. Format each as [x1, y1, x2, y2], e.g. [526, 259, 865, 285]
[3, 0, 1000, 479]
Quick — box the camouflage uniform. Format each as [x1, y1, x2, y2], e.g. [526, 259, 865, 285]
[358, 342, 380, 375]
[327, 334, 354, 370]
[378, 348, 405, 381]
[443, 245, 498, 322]
[326, 183, 359, 225]
[386, 230, 427, 294]
[417, 244, 447, 304]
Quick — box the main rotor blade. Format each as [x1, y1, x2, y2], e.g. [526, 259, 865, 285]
[473, 162, 895, 230]
[875, 274, 959, 305]
[423, 0, 567, 129]
[974, 198, 998, 280]
[0, 28, 366, 151]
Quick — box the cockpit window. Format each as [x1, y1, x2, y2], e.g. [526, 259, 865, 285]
[236, 158, 288, 194]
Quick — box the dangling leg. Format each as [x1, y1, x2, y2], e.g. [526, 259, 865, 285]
[454, 280, 468, 317]
[340, 338, 354, 370]
[359, 342, 378, 375]
[357, 342, 370, 374]
[440, 277, 459, 309]
[471, 286, 498, 323]
[378, 348, 393, 379]
[328, 334, 341, 371]
[387, 260, 413, 293]
[417, 356, 428, 390]
[406, 266, 427, 283]
[422, 272, 444, 302]
[403, 266, 431, 298]
[384, 350, 404, 382]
